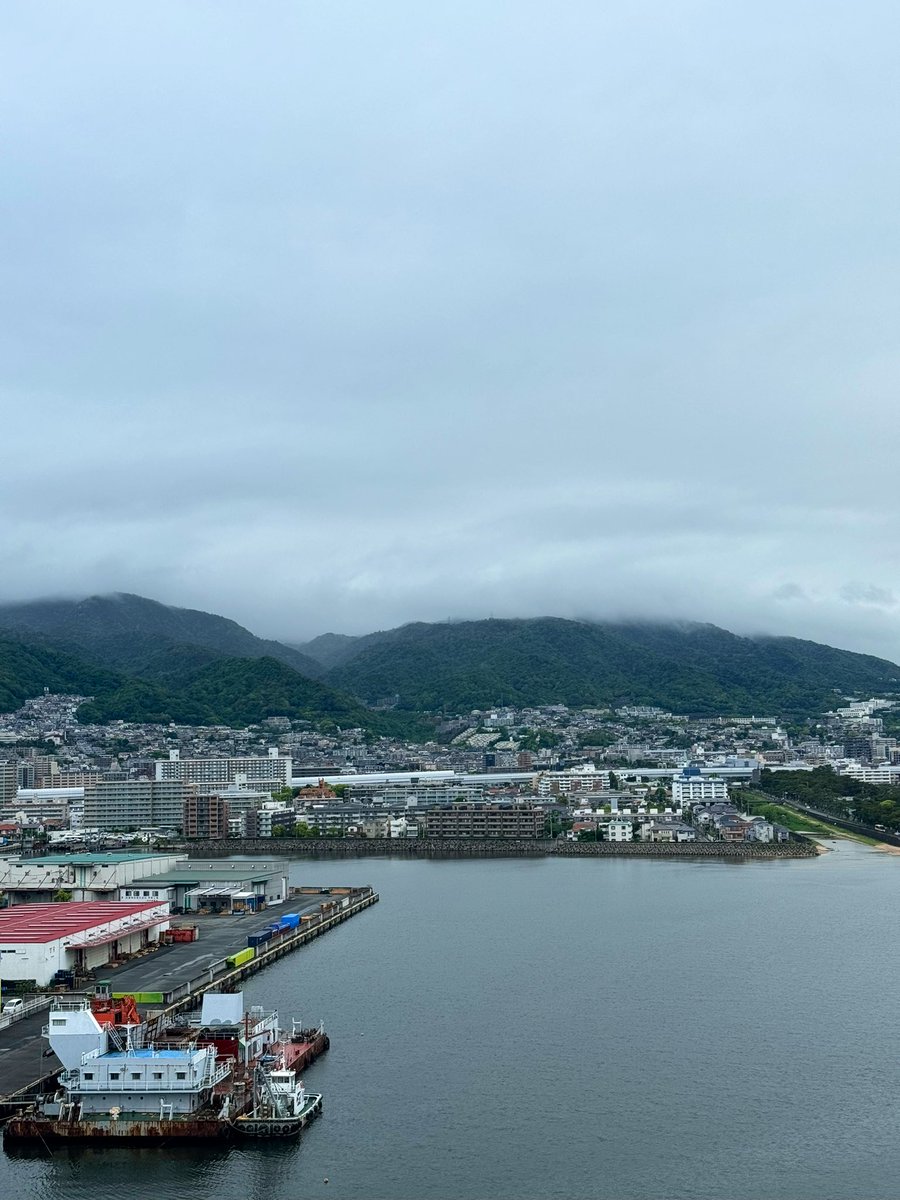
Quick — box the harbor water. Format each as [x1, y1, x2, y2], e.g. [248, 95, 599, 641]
[3, 839, 900, 1200]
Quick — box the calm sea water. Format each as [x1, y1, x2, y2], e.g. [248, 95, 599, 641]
[3, 840, 900, 1200]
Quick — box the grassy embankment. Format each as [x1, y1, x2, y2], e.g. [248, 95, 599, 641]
[742, 791, 882, 846]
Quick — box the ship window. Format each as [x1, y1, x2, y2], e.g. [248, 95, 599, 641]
[83, 1073, 93, 1080]
[131, 1072, 141, 1080]
[176, 1072, 187, 1080]
[152, 1072, 162, 1079]
[110, 1072, 120, 1080]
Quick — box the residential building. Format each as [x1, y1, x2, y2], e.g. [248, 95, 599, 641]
[0, 760, 16, 806]
[245, 804, 295, 838]
[671, 770, 729, 808]
[183, 793, 229, 840]
[421, 803, 547, 839]
[155, 748, 292, 790]
[83, 779, 195, 831]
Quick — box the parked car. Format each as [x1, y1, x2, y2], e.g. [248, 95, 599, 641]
[2, 998, 25, 1015]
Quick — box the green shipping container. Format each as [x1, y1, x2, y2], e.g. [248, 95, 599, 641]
[226, 947, 256, 968]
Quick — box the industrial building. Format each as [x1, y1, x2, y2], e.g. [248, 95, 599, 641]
[118, 857, 289, 913]
[0, 851, 187, 904]
[0, 900, 171, 985]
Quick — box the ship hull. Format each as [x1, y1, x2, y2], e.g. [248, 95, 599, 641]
[231, 1093, 323, 1139]
[3, 1114, 232, 1144]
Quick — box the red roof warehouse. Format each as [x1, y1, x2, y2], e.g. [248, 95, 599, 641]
[0, 901, 170, 986]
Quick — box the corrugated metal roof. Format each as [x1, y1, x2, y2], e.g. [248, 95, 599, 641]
[0, 901, 163, 944]
[20, 853, 173, 865]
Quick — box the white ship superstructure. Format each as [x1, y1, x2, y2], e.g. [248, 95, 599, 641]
[45, 1001, 231, 1118]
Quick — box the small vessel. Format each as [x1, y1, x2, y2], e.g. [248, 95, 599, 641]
[231, 1061, 323, 1138]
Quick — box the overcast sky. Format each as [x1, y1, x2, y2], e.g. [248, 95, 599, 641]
[3, 2, 900, 657]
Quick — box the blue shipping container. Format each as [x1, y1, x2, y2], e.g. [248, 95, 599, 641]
[281, 913, 300, 927]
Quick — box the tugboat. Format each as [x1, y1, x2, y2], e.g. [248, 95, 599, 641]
[231, 1060, 323, 1138]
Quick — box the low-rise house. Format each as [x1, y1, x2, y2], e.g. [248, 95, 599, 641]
[606, 819, 633, 842]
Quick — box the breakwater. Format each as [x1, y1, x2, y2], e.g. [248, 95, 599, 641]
[182, 837, 817, 859]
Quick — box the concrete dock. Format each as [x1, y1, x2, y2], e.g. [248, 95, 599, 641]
[0, 885, 378, 1110]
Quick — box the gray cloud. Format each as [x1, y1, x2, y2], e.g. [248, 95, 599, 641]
[3, 2, 900, 663]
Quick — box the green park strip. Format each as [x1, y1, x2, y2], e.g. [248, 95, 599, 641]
[743, 794, 881, 845]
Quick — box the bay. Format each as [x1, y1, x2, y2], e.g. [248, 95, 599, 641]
[3, 840, 900, 1200]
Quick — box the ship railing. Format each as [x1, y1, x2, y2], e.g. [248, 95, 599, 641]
[60, 1063, 234, 1093]
[62, 1078, 210, 1094]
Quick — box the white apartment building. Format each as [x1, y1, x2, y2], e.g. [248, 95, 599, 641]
[671, 772, 729, 807]
[155, 748, 292, 790]
[537, 765, 610, 797]
[839, 764, 900, 785]
[606, 819, 633, 842]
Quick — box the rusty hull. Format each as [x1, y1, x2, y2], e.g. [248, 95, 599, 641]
[3, 1113, 233, 1143]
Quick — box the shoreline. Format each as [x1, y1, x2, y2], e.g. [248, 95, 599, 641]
[180, 837, 818, 861]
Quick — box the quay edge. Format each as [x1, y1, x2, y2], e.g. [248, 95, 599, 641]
[180, 838, 818, 859]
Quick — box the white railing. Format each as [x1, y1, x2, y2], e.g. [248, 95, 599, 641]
[1, 995, 51, 1030]
[61, 1061, 233, 1094]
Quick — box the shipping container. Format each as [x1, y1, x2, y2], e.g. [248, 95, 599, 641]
[247, 930, 272, 948]
[281, 913, 300, 928]
[226, 947, 255, 969]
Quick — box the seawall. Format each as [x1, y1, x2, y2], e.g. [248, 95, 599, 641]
[181, 837, 817, 860]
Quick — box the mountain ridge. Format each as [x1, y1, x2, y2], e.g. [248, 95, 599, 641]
[311, 616, 900, 715]
[2, 595, 899, 722]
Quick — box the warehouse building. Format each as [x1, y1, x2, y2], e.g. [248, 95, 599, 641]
[0, 851, 187, 904]
[119, 857, 289, 913]
[0, 900, 171, 985]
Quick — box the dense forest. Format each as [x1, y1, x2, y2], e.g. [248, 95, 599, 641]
[4, 594, 900, 732]
[322, 618, 900, 715]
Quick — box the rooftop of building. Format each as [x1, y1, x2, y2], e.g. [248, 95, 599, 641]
[0, 900, 165, 943]
[14, 852, 182, 866]
[136, 858, 289, 885]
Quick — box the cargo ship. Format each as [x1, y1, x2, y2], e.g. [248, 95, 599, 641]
[2, 987, 327, 1145]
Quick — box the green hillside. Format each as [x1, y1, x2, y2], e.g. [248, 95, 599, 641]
[76, 654, 411, 733]
[322, 617, 900, 715]
[0, 637, 121, 712]
[0, 593, 321, 678]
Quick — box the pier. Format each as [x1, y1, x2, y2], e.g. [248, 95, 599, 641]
[0, 885, 378, 1117]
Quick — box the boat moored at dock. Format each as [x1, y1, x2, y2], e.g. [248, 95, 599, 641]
[2, 988, 328, 1145]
